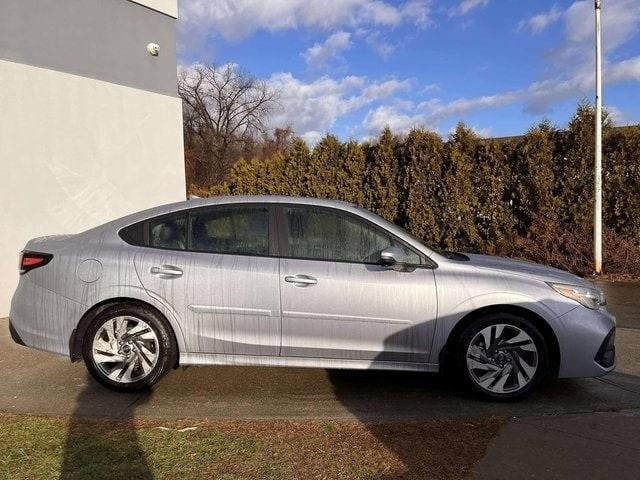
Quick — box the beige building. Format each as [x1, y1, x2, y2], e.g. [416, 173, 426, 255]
[0, 0, 186, 316]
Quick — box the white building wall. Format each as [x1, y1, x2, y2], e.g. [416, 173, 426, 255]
[131, 0, 178, 17]
[0, 0, 184, 316]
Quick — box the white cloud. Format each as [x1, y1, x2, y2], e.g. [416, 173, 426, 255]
[302, 31, 352, 67]
[300, 131, 326, 145]
[267, 73, 411, 142]
[605, 105, 637, 126]
[350, 0, 640, 136]
[363, 104, 429, 135]
[518, 5, 562, 34]
[608, 56, 640, 83]
[511, 0, 640, 112]
[400, 0, 433, 29]
[508, 52, 640, 114]
[606, 106, 626, 125]
[179, 0, 640, 141]
[447, 125, 491, 137]
[527, 54, 640, 111]
[420, 92, 520, 122]
[449, 0, 489, 17]
[355, 2, 431, 59]
[471, 126, 492, 137]
[420, 83, 441, 94]
[180, 0, 432, 42]
[362, 50, 640, 135]
[525, 0, 640, 112]
[553, 0, 640, 64]
[361, 78, 413, 100]
[363, 93, 510, 136]
[364, 31, 396, 59]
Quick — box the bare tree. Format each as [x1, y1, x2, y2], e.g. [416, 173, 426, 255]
[179, 63, 280, 185]
[259, 126, 295, 159]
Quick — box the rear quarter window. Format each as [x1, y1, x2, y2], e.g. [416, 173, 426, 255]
[118, 212, 189, 250]
[119, 222, 145, 246]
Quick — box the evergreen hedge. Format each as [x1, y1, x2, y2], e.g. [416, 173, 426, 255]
[196, 104, 640, 276]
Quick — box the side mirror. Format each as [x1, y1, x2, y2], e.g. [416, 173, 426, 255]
[379, 246, 409, 267]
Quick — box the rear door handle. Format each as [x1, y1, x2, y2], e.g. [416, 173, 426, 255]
[150, 265, 183, 278]
[284, 274, 317, 286]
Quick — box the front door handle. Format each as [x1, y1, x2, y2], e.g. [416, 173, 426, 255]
[284, 274, 317, 286]
[150, 265, 183, 278]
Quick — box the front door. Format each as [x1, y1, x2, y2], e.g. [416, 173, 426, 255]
[278, 205, 437, 362]
[133, 204, 281, 355]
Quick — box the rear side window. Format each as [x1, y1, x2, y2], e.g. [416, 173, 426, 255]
[149, 213, 188, 250]
[189, 206, 269, 256]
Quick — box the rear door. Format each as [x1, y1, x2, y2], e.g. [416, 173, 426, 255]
[277, 205, 438, 362]
[132, 204, 281, 355]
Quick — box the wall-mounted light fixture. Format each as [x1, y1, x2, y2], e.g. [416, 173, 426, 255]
[146, 43, 160, 56]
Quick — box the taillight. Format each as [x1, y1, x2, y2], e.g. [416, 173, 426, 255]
[19, 251, 53, 275]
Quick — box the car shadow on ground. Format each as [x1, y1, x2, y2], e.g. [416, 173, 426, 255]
[325, 315, 636, 480]
[327, 365, 526, 479]
[51, 324, 639, 479]
[59, 374, 154, 480]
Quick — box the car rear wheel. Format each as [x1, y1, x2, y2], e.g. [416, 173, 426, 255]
[457, 313, 549, 401]
[82, 303, 176, 392]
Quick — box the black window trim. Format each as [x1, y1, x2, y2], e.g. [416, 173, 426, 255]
[275, 203, 436, 269]
[117, 201, 438, 268]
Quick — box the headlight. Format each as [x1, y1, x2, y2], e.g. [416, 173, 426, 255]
[547, 282, 606, 310]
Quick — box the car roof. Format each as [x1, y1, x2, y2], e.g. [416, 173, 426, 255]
[131, 195, 356, 222]
[83, 196, 356, 233]
[186, 195, 356, 209]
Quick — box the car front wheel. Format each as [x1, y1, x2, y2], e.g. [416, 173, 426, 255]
[82, 303, 177, 392]
[457, 313, 549, 401]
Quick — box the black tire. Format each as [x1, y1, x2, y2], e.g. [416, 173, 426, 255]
[82, 303, 177, 393]
[456, 313, 549, 401]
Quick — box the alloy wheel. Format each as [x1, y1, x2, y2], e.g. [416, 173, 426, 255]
[466, 323, 538, 394]
[91, 316, 160, 383]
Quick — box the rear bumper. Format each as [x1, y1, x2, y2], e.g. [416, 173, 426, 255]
[8, 319, 26, 346]
[556, 306, 616, 378]
[9, 275, 85, 357]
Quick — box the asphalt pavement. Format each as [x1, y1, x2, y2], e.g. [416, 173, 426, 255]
[476, 280, 640, 480]
[1, 281, 639, 479]
[1, 327, 640, 421]
[0, 279, 639, 421]
[596, 280, 640, 329]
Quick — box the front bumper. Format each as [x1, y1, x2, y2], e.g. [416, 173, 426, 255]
[556, 305, 616, 378]
[594, 327, 615, 369]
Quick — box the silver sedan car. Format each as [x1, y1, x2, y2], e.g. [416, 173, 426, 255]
[10, 196, 615, 400]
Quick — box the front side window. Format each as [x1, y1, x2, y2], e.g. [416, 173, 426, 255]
[189, 206, 269, 256]
[149, 213, 187, 250]
[283, 206, 420, 264]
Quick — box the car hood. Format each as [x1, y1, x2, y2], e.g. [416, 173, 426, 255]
[463, 253, 592, 287]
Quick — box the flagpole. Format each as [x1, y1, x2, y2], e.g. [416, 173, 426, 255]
[594, 0, 603, 274]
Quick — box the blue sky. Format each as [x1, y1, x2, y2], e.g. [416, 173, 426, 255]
[177, 0, 640, 143]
